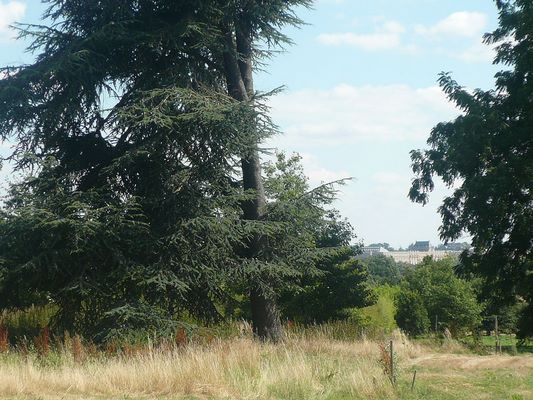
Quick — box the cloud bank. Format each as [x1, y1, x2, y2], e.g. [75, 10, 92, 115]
[317, 20, 406, 51]
[268, 84, 459, 147]
[414, 11, 488, 38]
[317, 11, 492, 63]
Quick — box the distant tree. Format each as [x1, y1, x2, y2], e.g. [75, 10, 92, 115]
[435, 242, 471, 251]
[395, 290, 430, 336]
[363, 254, 403, 285]
[409, 0, 532, 339]
[396, 258, 482, 336]
[367, 243, 395, 251]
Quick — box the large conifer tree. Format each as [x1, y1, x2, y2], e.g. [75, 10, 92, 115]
[0, 0, 313, 341]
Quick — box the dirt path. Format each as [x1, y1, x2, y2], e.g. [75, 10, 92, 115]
[410, 353, 533, 369]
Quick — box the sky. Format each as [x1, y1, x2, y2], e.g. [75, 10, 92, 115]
[0, 0, 503, 248]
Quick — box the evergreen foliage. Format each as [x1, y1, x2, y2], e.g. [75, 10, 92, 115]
[265, 153, 374, 323]
[0, 0, 351, 341]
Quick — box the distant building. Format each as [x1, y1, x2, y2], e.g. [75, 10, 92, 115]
[436, 242, 470, 252]
[409, 241, 431, 252]
[386, 250, 457, 265]
[357, 239, 463, 265]
[360, 245, 389, 258]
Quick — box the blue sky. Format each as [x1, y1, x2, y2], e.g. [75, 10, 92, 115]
[0, 0, 502, 248]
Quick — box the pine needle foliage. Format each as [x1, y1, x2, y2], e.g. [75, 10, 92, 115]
[0, 0, 357, 341]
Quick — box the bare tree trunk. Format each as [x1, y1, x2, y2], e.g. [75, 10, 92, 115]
[222, 21, 282, 342]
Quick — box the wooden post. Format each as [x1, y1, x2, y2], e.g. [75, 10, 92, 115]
[411, 370, 417, 390]
[435, 315, 438, 334]
[494, 315, 499, 354]
[389, 340, 395, 385]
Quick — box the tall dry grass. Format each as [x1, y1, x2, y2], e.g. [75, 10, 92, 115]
[0, 331, 421, 400]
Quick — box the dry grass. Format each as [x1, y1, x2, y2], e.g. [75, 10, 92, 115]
[0, 331, 531, 400]
[411, 352, 533, 369]
[0, 333, 417, 400]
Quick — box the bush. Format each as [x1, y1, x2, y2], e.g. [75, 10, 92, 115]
[0, 305, 57, 341]
[395, 290, 430, 336]
[395, 257, 482, 337]
[350, 285, 398, 337]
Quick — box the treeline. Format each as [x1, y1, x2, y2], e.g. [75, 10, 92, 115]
[361, 255, 529, 341]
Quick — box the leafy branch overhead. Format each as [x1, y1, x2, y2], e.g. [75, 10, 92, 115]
[409, 0, 532, 338]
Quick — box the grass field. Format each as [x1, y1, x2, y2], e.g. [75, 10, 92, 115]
[0, 332, 531, 400]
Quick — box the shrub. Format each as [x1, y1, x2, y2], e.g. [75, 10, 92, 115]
[351, 285, 398, 337]
[395, 257, 482, 337]
[395, 290, 430, 336]
[0, 305, 56, 341]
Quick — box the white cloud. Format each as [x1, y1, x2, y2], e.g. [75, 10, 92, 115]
[318, 31, 400, 50]
[299, 153, 351, 186]
[415, 11, 488, 38]
[453, 38, 496, 63]
[382, 20, 405, 35]
[317, 20, 407, 51]
[267, 84, 459, 147]
[264, 85, 464, 247]
[0, 1, 26, 41]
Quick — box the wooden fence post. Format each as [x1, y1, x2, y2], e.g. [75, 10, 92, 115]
[389, 340, 395, 385]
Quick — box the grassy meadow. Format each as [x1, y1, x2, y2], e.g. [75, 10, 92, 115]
[0, 328, 531, 400]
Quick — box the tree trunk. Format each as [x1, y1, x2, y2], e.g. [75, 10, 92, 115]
[222, 21, 282, 342]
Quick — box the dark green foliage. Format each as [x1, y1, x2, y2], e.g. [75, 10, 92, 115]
[363, 254, 405, 285]
[281, 251, 374, 324]
[395, 290, 430, 336]
[0, 160, 250, 339]
[479, 295, 526, 335]
[264, 153, 374, 323]
[517, 303, 533, 341]
[0, 0, 327, 341]
[0, 72, 273, 341]
[435, 242, 471, 251]
[409, 0, 532, 339]
[396, 257, 482, 336]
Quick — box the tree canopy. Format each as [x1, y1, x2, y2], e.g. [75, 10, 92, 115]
[396, 257, 482, 337]
[409, 0, 532, 338]
[363, 254, 405, 286]
[0, 0, 352, 342]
